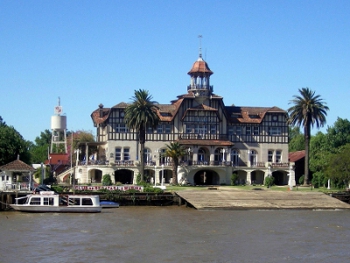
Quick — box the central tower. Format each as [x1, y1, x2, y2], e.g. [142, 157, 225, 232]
[187, 36, 214, 104]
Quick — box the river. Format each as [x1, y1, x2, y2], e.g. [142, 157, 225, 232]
[1, 207, 349, 263]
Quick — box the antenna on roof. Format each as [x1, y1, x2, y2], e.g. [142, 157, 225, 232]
[198, 35, 202, 58]
[58, 97, 60, 106]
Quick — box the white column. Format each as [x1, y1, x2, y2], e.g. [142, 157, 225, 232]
[246, 171, 251, 185]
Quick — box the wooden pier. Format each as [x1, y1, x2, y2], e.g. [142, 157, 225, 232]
[175, 188, 350, 210]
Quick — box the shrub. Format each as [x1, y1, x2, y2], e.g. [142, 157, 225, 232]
[264, 176, 274, 187]
[102, 174, 112, 186]
[136, 173, 142, 184]
[231, 173, 238, 186]
[299, 175, 305, 185]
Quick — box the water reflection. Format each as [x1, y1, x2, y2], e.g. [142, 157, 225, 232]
[1, 207, 350, 263]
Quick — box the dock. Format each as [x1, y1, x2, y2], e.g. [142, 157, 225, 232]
[175, 188, 350, 210]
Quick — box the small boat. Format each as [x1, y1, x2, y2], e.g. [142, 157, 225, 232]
[10, 191, 102, 213]
[100, 200, 120, 208]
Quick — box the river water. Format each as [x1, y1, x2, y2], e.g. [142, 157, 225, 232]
[1, 207, 350, 263]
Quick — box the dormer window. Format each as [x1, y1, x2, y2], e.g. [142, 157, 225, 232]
[160, 112, 171, 117]
[231, 113, 242, 118]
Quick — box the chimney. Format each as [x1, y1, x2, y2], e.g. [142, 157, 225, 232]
[99, 103, 104, 118]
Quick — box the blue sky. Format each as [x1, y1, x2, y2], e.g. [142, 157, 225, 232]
[1, 0, 349, 142]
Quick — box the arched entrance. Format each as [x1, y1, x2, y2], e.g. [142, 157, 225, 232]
[89, 169, 102, 183]
[251, 170, 264, 185]
[114, 169, 133, 184]
[272, 171, 286, 185]
[193, 170, 220, 185]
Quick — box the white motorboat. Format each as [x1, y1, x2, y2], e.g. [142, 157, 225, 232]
[10, 191, 102, 213]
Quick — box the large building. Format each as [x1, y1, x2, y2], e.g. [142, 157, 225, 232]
[61, 52, 295, 186]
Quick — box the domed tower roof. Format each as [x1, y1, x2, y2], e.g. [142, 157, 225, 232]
[187, 55, 213, 75]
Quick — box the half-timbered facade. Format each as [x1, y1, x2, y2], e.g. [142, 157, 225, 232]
[66, 53, 295, 186]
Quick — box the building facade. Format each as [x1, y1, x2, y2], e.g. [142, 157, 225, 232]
[64, 53, 295, 186]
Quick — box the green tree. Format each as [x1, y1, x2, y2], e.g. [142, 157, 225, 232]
[287, 87, 329, 185]
[0, 118, 31, 165]
[30, 129, 52, 163]
[124, 89, 159, 181]
[326, 143, 350, 188]
[309, 132, 330, 183]
[288, 127, 305, 152]
[326, 117, 350, 151]
[68, 130, 96, 164]
[164, 142, 187, 185]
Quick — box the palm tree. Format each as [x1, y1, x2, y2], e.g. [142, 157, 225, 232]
[124, 89, 159, 182]
[164, 142, 187, 185]
[287, 87, 329, 185]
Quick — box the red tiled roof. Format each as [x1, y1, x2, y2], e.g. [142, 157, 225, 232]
[289, 150, 305, 162]
[187, 57, 213, 75]
[0, 159, 35, 172]
[225, 106, 286, 124]
[48, 153, 69, 165]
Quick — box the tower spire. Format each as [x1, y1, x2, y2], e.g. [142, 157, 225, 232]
[198, 35, 202, 58]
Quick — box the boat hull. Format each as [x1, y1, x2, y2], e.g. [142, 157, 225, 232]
[10, 204, 102, 213]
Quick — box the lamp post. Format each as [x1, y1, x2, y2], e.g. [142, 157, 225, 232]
[154, 165, 157, 186]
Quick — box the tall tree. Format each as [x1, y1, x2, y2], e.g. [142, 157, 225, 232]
[326, 143, 350, 188]
[326, 117, 350, 151]
[0, 118, 31, 165]
[124, 89, 159, 182]
[288, 127, 305, 152]
[287, 87, 329, 185]
[30, 129, 52, 163]
[164, 142, 187, 185]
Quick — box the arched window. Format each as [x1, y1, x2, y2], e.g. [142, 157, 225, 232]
[198, 148, 206, 163]
[144, 148, 152, 164]
[249, 150, 258, 166]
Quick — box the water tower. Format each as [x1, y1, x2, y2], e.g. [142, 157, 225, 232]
[50, 97, 67, 153]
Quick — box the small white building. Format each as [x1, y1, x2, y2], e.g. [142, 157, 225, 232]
[0, 158, 35, 191]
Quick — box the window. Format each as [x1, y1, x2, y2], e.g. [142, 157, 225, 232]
[210, 125, 216, 134]
[115, 148, 121, 161]
[276, 150, 282, 163]
[268, 150, 273, 162]
[236, 127, 241, 135]
[246, 126, 251, 135]
[165, 124, 171, 133]
[231, 149, 240, 166]
[269, 127, 281, 136]
[82, 198, 93, 206]
[198, 148, 206, 162]
[30, 197, 41, 205]
[43, 197, 54, 206]
[158, 124, 171, 134]
[228, 126, 234, 135]
[123, 148, 130, 160]
[157, 125, 163, 133]
[253, 126, 259, 135]
[116, 123, 128, 133]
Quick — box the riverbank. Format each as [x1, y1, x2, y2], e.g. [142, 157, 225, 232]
[2, 185, 350, 211]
